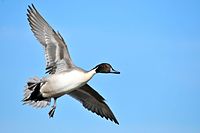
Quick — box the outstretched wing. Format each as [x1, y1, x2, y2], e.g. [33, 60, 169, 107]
[27, 4, 74, 74]
[68, 84, 119, 124]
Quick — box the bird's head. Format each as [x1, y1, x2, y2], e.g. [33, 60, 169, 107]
[94, 63, 120, 74]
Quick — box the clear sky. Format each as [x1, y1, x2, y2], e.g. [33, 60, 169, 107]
[0, 0, 200, 133]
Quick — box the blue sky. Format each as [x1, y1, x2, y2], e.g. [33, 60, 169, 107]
[0, 0, 200, 133]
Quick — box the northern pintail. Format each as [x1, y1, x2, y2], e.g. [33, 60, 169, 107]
[23, 4, 120, 124]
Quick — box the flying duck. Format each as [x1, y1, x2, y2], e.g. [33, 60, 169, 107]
[23, 4, 120, 125]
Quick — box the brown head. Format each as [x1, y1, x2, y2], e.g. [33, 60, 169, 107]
[94, 63, 120, 74]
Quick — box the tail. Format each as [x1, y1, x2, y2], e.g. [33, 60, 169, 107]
[22, 77, 51, 108]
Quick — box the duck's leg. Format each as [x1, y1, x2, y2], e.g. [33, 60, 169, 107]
[48, 98, 57, 118]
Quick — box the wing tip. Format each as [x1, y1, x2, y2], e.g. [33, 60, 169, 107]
[27, 3, 35, 10]
[27, 4, 38, 16]
[107, 111, 119, 125]
[83, 103, 119, 125]
[112, 117, 119, 125]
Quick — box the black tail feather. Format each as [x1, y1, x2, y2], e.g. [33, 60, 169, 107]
[23, 77, 51, 108]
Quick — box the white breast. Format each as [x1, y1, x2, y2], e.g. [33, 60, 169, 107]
[41, 69, 96, 98]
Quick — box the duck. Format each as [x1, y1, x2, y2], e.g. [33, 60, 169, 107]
[23, 4, 120, 125]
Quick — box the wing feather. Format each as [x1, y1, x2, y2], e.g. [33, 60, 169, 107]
[27, 4, 74, 74]
[68, 84, 119, 124]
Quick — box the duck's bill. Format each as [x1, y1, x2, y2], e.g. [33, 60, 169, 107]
[111, 68, 120, 74]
